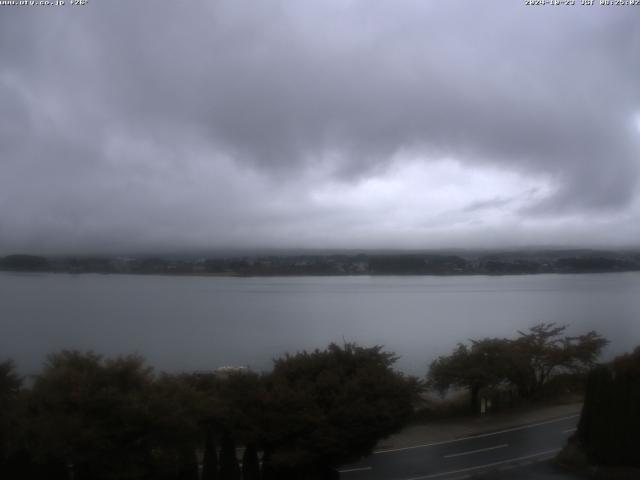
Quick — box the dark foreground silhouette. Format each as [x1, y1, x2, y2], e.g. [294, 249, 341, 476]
[0, 343, 419, 480]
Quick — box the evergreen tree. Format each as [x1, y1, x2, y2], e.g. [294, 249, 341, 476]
[259, 450, 276, 480]
[177, 449, 199, 480]
[202, 429, 219, 480]
[577, 365, 615, 464]
[219, 433, 240, 480]
[262, 343, 419, 476]
[576, 347, 640, 467]
[241, 444, 260, 480]
[0, 360, 22, 478]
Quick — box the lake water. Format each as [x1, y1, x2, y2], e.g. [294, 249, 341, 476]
[1, 272, 639, 376]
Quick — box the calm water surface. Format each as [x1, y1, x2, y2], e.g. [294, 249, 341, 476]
[1, 272, 639, 375]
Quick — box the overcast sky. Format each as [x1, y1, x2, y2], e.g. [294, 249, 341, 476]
[1, 1, 639, 254]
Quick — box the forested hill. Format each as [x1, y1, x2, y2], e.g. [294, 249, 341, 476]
[1, 250, 640, 276]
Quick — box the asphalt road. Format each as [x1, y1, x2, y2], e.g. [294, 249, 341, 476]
[338, 414, 580, 480]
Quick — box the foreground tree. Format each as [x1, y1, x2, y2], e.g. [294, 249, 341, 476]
[3, 343, 420, 479]
[201, 429, 219, 480]
[189, 369, 264, 480]
[0, 361, 22, 476]
[27, 351, 158, 479]
[507, 323, 608, 398]
[576, 346, 640, 467]
[261, 343, 420, 479]
[148, 373, 210, 480]
[218, 432, 241, 480]
[428, 323, 608, 411]
[212, 370, 266, 449]
[241, 444, 260, 480]
[0, 360, 21, 399]
[428, 338, 511, 413]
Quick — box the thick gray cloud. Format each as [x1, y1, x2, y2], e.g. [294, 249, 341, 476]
[0, 1, 639, 253]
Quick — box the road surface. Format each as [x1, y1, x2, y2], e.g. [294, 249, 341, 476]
[339, 414, 580, 480]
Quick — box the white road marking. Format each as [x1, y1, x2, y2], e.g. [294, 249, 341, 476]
[338, 466, 372, 473]
[374, 414, 579, 454]
[443, 443, 508, 459]
[402, 448, 561, 480]
[562, 427, 577, 434]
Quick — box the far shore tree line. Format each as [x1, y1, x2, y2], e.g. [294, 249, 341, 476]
[3, 250, 640, 276]
[0, 323, 627, 480]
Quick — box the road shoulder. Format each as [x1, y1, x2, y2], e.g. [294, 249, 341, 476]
[376, 402, 582, 452]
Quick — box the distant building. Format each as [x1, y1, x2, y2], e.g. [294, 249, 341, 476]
[214, 366, 250, 379]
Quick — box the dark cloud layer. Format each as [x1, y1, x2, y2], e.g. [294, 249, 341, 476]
[1, 1, 639, 253]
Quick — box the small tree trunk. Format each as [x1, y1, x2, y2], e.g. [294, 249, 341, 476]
[241, 444, 260, 480]
[260, 449, 276, 480]
[35, 456, 68, 480]
[219, 433, 241, 480]
[178, 450, 199, 480]
[470, 384, 480, 414]
[202, 429, 219, 480]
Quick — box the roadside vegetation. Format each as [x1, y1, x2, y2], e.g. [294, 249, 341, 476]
[557, 346, 640, 479]
[1, 323, 628, 479]
[425, 323, 607, 416]
[0, 344, 419, 480]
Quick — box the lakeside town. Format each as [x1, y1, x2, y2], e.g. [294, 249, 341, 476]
[2, 249, 640, 277]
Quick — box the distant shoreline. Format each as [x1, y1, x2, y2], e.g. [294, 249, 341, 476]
[2, 250, 640, 278]
[2, 272, 639, 279]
